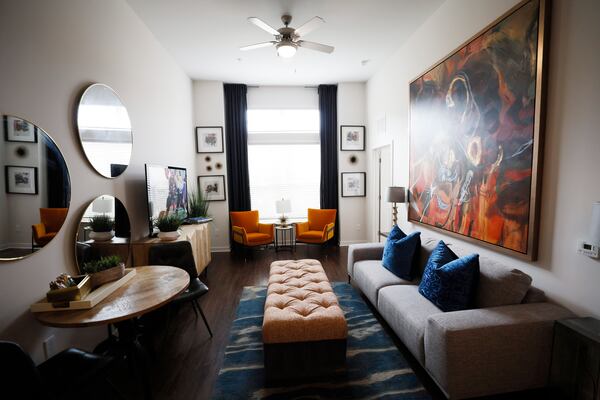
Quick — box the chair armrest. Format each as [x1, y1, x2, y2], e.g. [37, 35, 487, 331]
[347, 242, 385, 277]
[322, 222, 335, 241]
[232, 226, 248, 245]
[424, 302, 575, 399]
[295, 221, 309, 237]
[32, 223, 46, 239]
[258, 223, 274, 237]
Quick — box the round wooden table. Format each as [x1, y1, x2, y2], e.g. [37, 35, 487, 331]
[35, 266, 189, 327]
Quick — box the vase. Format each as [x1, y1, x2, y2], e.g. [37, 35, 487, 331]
[89, 230, 114, 241]
[158, 230, 181, 241]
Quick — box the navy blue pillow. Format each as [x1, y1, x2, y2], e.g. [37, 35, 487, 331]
[418, 241, 480, 312]
[382, 231, 421, 280]
[387, 224, 406, 241]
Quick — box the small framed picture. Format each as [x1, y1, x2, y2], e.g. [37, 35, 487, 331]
[198, 175, 226, 201]
[341, 172, 366, 197]
[196, 126, 224, 153]
[4, 116, 37, 143]
[5, 166, 38, 195]
[340, 125, 365, 151]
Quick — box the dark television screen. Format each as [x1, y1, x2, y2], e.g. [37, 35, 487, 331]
[145, 164, 188, 236]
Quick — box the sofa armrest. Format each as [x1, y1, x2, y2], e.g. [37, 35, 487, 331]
[295, 221, 309, 237]
[424, 302, 575, 399]
[232, 226, 248, 245]
[258, 223, 274, 237]
[322, 222, 335, 241]
[32, 223, 46, 240]
[347, 242, 385, 277]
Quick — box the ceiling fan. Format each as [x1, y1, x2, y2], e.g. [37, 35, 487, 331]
[240, 14, 334, 58]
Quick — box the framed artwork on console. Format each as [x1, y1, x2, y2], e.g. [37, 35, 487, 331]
[340, 125, 365, 151]
[196, 126, 224, 153]
[198, 175, 226, 201]
[5, 166, 38, 195]
[341, 172, 366, 197]
[407, 0, 550, 260]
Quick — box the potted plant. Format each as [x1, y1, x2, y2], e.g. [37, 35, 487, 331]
[89, 214, 114, 241]
[82, 255, 125, 288]
[188, 189, 210, 219]
[154, 213, 184, 241]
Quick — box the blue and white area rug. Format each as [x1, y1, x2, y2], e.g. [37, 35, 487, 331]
[212, 283, 430, 399]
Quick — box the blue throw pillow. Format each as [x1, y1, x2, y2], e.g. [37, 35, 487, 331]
[382, 231, 421, 280]
[419, 241, 480, 312]
[387, 224, 406, 241]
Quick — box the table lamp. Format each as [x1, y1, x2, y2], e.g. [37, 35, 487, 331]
[386, 187, 406, 226]
[276, 199, 291, 226]
[92, 196, 113, 215]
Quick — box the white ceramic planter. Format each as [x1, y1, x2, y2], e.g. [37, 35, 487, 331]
[89, 230, 115, 241]
[158, 230, 181, 241]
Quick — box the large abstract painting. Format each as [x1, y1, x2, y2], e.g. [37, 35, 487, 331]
[408, 0, 549, 259]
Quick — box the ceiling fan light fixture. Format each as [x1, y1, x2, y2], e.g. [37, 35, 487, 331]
[276, 42, 297, 58]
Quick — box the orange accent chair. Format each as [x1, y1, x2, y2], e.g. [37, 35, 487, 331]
[32, 208, 68, 250]
[230, 210, 274, 248]
[295, 208, 337, 244]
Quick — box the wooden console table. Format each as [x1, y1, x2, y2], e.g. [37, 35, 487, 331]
[131, 223, 212, 275]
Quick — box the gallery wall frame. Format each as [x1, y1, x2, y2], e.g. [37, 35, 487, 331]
[198, 175, 226, 201]
[341, 172, 366, 197]
[196, 126, 224, 153]
[407, 0, 550, 261]
[5, 165, 38, 195]
[4, 115, 38, 143]
[340, 125, 365, 151]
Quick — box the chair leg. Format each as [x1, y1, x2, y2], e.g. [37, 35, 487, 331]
[196, 300, 213, 338]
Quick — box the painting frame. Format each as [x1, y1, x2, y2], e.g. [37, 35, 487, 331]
[407, 0, 550, 261]
[198, 175, 226, 202]
[4, 115, 38, 143]
[196, 126, 224, 154]
[340, 125, 365, 151]
[5, 165, 39, 195]
[341, 172, 366, 198]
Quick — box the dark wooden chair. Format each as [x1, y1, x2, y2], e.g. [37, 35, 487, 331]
[148, 241, 212, 337]
[0, 340, 116, 400]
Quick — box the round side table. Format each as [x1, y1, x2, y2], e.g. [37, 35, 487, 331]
[274, 225, 295, 252]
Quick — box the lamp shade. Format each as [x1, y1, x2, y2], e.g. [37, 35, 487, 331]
[386, 187, 406, 203]
[590, 201, 600, 245]
[92, 197, 113, 214]
[276, 199, 291, 214]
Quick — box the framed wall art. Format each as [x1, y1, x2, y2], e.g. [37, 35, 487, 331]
[4, 115, 37, 143]
[198, 175, 226, 201]
[196, 126, 224, 153]
[408, 0, 550, 260]
[5, 166, 38, 194]
[340, 125, 365, 151]
[341, 172, 366, 197]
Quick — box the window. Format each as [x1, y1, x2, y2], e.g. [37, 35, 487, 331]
[247, 109, 320, 220]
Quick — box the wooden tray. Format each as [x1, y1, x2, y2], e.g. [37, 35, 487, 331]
[30, 268, 136, 312]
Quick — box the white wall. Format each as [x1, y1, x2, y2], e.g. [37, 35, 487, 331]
[0, 0, 195, 363]
[366, 0, 600, 317]
[192, 81, 230, 251]
[338, 83, 368, 245]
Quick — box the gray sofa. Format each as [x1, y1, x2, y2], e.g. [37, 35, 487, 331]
[347, 236, 574, 399]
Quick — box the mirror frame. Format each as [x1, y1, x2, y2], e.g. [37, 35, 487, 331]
[75, 83, 133, 179]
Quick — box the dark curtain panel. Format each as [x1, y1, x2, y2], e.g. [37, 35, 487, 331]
[45, 139, 70, 208]
[318, 84, 339, 244]
[224, 83, 251, 212]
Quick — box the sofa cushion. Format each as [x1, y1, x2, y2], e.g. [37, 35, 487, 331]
[419, 250, 480, 312]
[378, 285, 441, 364]
[476, 257, 532, 307]
[353, 260, 412, 306]
[382, 231, 421, 280]
[522, 286, 546, 304]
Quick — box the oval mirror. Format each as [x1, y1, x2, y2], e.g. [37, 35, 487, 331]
[75, 194, 131, 274]
[0, 115, 71, 261]
[76, 84, 133, 178]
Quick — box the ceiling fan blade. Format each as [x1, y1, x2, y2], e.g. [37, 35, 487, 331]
[247, 17, 280, 36]
[293, 16, 324, 37]
[240, 41, 276, 51]
[297, 40, 334, 54]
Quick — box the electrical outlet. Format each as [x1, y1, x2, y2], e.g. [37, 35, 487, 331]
[43, 335, 56, 360]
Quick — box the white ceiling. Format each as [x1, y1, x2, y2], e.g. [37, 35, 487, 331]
[126, 0, 444, 85]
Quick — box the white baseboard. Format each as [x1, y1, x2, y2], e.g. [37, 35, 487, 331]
[340, 240, 369, 246]
[211, 246, 231, 253]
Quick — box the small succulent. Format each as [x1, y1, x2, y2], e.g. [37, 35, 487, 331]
[82, 255, 122, 274]
[90, 215, 114, 233]
[154, 213, 184, 232]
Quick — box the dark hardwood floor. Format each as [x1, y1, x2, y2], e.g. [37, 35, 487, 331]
[110, 245, 551, 400]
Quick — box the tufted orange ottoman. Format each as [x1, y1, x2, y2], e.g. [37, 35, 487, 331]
[263, 259, 347, 380]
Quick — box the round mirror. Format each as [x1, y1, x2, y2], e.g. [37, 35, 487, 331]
[75, 194, 131, 274]
[0, 115, 71, 261]
[76, 84, 133, 178]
